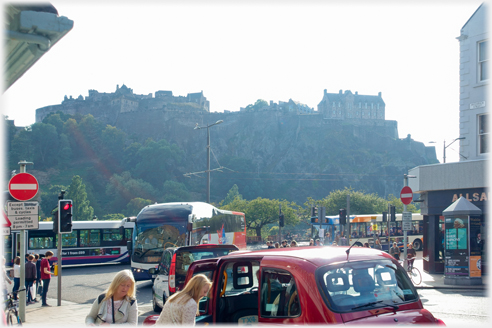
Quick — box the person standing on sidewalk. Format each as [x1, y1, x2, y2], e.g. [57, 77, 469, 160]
[25, 254, 37, 304]
[2, 256, 12, 299]
[86, 269, 138, 325]
[12, 257, 20, 300]
[390, 242, 400, 260]
[34, 254, 41, 302]
[40, 251, 54, 307]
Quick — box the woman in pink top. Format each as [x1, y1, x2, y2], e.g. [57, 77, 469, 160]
[155, 274, 212, 326]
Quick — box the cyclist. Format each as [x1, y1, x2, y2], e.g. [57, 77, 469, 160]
[406, 244, 417, 269]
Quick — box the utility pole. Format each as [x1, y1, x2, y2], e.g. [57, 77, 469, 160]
[193, 120, 223, 203]
[56, 190, 65, 306]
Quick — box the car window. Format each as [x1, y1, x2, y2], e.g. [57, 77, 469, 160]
[317, 259, 418, 313]
[159, 250, 172, 274]
[219, 261, 260, 297]
[260, 268, 300, 318]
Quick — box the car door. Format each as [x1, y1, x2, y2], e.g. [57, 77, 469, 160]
[185, 259, 221, 324]
[153, 248, 174, 308]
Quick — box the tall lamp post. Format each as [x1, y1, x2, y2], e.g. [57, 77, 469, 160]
[194, 120, 223, 203]
[443, 137, 465, 163]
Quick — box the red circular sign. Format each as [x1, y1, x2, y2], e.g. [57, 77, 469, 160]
[400, 186, 413, 205]
[8, 173, 39, 201]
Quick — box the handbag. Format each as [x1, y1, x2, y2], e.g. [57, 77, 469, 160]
[37, 282, 43, 295]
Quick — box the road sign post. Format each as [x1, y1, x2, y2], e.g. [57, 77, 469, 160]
[401, 182, 414, 270]
[400, 186, 413, 205]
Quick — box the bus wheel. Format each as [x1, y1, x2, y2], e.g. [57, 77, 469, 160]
[413, 239, 422, 251]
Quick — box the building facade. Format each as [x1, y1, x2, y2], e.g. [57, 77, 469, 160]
[317, 89, 385, 120]
[458, 4, 488, 161]
[408, 4, 488, 281]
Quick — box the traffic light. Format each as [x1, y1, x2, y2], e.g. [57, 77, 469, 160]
[52, 210, 59, 233]
[310, 207, 318, 223]
[279, 213, 285, 227]
[382, 211, 387, 222]
[58, 199, 73, 233]
[339, 208, 347, 225]
[389, 205, 396, 222]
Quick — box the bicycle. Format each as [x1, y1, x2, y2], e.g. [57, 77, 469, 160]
[400, 258, 421, 285]
[3, 288, 24, 326]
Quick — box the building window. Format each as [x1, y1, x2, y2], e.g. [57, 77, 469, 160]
[365, 103, 368, 109]
[338, 102, 341, 107]
[479, 41, 488, 82]
[479, 114, 488, 154]
[371, 103, 374, 109]
[359, 102, 361, 108]
[377, 103, 380, 109]
[332, 102, 335, 107]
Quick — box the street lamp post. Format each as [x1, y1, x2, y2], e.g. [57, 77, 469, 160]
[194, 120, 223, 203]
[443, 137, 465, 163]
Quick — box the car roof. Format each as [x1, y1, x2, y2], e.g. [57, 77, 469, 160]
[168, 244, 239, 253]
[217, 246, 393, 266]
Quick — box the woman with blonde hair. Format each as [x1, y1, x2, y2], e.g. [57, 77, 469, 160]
[86, 269, 138, 325]
[155, 274, 212, 325]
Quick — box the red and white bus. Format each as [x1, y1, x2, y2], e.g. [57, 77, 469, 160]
[129, 202, 246, 281]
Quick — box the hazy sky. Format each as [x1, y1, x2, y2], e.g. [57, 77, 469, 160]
[2, 0, 485, 164]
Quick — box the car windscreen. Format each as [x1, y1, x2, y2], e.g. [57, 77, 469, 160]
[175, 248, 237, 289]
[132, 221, 188, 264]
[316, 259, 418, 313]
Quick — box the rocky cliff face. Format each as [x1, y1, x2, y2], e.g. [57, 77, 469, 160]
[114, 110, 437, 203]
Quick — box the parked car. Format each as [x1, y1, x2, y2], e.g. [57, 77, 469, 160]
[148, 243, 239, 312]
[144, 246, 445, 325]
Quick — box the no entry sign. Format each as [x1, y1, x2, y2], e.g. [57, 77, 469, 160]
[8, 173, 39, 201]
[400, 186, 413, 205]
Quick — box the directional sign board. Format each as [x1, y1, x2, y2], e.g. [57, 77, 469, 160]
[402, 211, 412, 231]
[400, 186, 413, 205]
[8, 173, 39, 201]
[7, 201, 39, 230]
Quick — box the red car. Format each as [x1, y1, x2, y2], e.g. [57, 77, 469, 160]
[144, 246, 445, 325]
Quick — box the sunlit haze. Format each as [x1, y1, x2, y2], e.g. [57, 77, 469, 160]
[2, 0, 486, 164]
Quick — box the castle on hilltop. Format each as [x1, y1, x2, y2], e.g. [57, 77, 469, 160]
[36, 84, 210, 123]
[318, 89, 385, 120]
[35, 85, 385, 124]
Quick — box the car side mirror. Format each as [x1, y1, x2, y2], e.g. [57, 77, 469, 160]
[149, 268, 156, 275]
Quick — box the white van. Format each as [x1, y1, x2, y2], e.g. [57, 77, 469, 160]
[149, 244, 239, 312]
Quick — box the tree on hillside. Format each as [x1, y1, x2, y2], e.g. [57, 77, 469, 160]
[221, 184, 242, 206]
[126, 197, 153, 216]
[221, 197, 299, 238]
[305, 187, 388, 216]
[30, 123, 59, 168]
[67, 175, 94, 221]
[105, 171, 158, 213]
[133, 139, 184, 189]
[40, 184, 68, 220]
[162, 181, 191, 203]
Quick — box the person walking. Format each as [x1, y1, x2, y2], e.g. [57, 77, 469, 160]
[12, 257, 20, 300]
[2, 256, 12, 299]
[34, 254, 41, 302]
[390, 242, 400, 260]
[25, 254, 37, 304]
[374, 239, 382, 250]
[86, 269, 138, 325]
[40, 251, 54, 306]
[155, 274, 212, 326]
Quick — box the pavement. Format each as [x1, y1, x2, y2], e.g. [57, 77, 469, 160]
[19, 258, 487, 327]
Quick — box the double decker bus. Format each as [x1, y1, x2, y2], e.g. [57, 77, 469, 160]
[316, 213, 424, 251]
[128, 202, 246, 281]
[4, 220, 134, 266]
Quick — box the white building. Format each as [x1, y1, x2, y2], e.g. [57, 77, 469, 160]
[407, 4, 488, 280]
